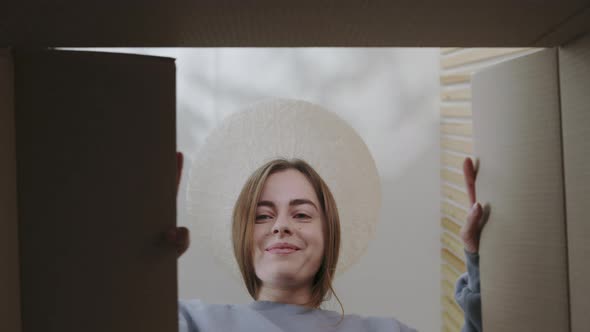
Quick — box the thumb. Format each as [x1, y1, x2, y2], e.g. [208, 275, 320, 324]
[467, 202, 482, 232]
[460, 202, 482, 253]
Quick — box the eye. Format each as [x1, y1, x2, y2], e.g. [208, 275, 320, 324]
[294, 213, 311, 220]
[255, 215, 273, 223]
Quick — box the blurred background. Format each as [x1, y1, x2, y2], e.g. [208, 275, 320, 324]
[69, 46, 536, 331]
[126, 47, 441, 331]
[67, 46, 539, 331]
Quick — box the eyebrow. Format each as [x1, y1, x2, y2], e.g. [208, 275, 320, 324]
[257, 199, 318, 211]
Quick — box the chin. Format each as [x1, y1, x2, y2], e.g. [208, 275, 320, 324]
[258, 267, 304, 284]
[254, 257, 318, 286]
[266, 267, 298, 280]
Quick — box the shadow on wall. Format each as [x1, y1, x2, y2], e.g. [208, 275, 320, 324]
[175, 48, 439, 178]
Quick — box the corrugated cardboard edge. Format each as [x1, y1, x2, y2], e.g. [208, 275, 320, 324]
[559, 32, 590, 332]
[534, 5, 590, 46]
[0, 48, 21, 332]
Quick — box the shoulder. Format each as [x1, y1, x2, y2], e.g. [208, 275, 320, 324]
[179, 299, 247, 317]
[178, 299, 249, 332]
[179, 299, 217, 316]
[318, 309, 416, 332]
[360, 315, 417, 332]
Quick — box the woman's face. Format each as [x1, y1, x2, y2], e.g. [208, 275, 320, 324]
[252, 169, 325, 289]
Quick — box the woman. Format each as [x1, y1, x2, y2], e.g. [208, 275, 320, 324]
[168, 153, 486, 331]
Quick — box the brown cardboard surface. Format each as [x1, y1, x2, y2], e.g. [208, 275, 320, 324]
[14, 50, 177, 332]
[472, 49, 570, 331]
[559, 32, 590, 332]
[1, 1, 589, 47]
[0, 49, 21, 332]
[535, 6, 590, 45]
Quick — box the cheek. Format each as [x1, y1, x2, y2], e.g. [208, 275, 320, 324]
[302, 223, 325, 257]
[252, 226, 266, 254]
[252, 225, 271, 266]
[252, 225, 265, 241]
[304, 231, 325, 277]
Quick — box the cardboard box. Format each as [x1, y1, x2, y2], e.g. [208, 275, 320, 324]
[1, 49, 177, 332]
[0, 1, 589, 47]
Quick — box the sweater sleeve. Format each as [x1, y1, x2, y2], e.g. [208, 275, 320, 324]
[178, 299, 204, 332]
[454, 250, 482, 332]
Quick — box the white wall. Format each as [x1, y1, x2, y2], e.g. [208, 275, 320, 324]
[87, 47, 441, 331]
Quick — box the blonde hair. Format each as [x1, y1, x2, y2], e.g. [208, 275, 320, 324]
[232, 158, 342, 310]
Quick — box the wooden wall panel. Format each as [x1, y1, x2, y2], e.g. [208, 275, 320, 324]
[442, 48, 530, 69]
[439, 47, 536, 332]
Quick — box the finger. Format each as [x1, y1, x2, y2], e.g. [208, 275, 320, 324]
[460, 202, 482, 253]
[466, 202, 482, 234]
[479, 202, 491, 229]
[176, 227, 190, 257]
[165, 228, 177, 243]
[463, 158, 477, 206]
[176, 226, 188, 243]
[176, 152, 184, 196]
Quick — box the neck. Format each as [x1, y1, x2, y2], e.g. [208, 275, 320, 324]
[257, 283, 313, 307]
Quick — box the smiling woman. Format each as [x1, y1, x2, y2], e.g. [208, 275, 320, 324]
[178, 158, 417, 331]
[234, 159, 339, 309]
[172, 99, 430, 331]
[172, 99, 463, 331]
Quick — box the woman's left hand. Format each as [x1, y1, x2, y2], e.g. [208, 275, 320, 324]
[459, 157, 489, 254]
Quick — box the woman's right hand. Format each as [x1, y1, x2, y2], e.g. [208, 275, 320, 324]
[164, 151, 190, 258]
[166, 226, 190, 258]
[459, 157, 490, 254]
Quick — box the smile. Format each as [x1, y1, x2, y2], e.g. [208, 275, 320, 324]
[266, 248, 299, 255]
[265, 242, 301, 255]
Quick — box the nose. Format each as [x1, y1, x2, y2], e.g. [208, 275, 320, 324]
[271, 215, 292, 236]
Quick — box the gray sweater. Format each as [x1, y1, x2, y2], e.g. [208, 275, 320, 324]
[178, 251, 482, 331]
[454, 250, 482, 332]
[178, 299, 417, 332]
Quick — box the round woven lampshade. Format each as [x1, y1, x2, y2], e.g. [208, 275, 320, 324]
[186, 99, 381, 278]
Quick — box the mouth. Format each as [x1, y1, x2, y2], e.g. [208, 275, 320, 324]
[265, 243, 301, 255]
